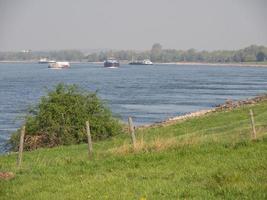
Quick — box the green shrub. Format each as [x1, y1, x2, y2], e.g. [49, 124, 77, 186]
[9, 83, 124, 151]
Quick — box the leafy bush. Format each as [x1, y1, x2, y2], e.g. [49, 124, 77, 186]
[10, 83, 124, 151]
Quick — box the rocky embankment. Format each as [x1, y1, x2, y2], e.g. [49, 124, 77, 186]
[138, 94, 267, 129]
[215, 94, 267, 110]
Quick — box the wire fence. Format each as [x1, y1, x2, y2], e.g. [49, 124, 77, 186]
[15, 108, 267, 167]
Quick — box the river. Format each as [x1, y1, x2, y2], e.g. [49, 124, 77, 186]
[1, 62, 267, 152]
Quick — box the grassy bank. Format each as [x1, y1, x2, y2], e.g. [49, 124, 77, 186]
[1, 100, 267, 199]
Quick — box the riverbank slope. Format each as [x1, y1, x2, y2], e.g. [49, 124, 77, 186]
[0, 98, 267, 199]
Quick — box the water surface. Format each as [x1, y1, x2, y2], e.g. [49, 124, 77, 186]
[1, 63, 267, 152]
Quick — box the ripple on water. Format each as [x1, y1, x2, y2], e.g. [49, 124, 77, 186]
[0, 63, 267, 152]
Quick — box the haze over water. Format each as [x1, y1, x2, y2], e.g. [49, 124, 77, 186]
[0, 63, 267, 152]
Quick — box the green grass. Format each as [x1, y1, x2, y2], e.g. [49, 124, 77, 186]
[1, 101, 267, 199]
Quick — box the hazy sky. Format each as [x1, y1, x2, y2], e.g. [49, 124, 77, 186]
[0, 0, 266, 51]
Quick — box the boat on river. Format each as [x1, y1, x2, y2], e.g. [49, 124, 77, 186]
[48, 62, 70, 69]
[104, 58, 120, 68]
[38, 58, 56, 64]
[129, 59, 153, 65]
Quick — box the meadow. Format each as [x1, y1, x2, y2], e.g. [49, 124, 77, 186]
[0, 99, 267, 199]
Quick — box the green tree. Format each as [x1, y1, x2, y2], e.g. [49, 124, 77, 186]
[9, 84, 123, 151]
[151, 43, 162, 62]
[256, 52, 266, 62]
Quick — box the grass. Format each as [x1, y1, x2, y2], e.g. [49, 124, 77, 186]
[0, 101, 267, 199]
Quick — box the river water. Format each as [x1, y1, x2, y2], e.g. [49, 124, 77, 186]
[1, 63, 267, 152]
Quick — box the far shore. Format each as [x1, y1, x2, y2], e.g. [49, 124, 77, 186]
[0, 60, 267, 67]
[154, 61, 267, 67]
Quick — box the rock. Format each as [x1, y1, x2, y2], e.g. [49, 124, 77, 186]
[138, 94, 267, 130]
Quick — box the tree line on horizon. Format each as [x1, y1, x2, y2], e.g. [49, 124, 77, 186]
[0, 44, 267, 63]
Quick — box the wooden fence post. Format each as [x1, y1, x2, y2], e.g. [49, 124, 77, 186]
[86, 121, 93, 159]
[128, 117, 136, 149]
[17, 125, 25, 167]
[249, 109, 257, 140]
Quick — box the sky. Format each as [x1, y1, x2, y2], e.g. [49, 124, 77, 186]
[0, 0, 266, 51]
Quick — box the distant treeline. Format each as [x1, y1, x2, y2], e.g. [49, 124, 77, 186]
[0, 50, 85, 62]
[1, 44, 267, 63]
[87, 44, 267, 63]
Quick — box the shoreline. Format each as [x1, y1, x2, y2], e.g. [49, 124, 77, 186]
[1, 94, 266, 154]
[0, 60, 267, 67]
[138, 94, 267, 130]
[154, 62, 267, 67]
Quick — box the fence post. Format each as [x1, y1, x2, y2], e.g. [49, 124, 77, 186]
[249, 109, 257, 140]
[86, 121, 93, 159]
[17, 125, 25, 168]
[128, 117, 136, 149]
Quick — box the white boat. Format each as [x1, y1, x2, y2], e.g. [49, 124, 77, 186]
[129, 59, 153, 65]
[48, 62, 70, 69]
[38, 58, 56, 64]
[142, 59, 153, 65]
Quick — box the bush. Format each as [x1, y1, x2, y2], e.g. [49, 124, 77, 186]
[9, 83, 124, 151]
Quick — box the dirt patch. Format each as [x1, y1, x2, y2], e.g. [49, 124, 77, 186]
[0, 172, 15, 180]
